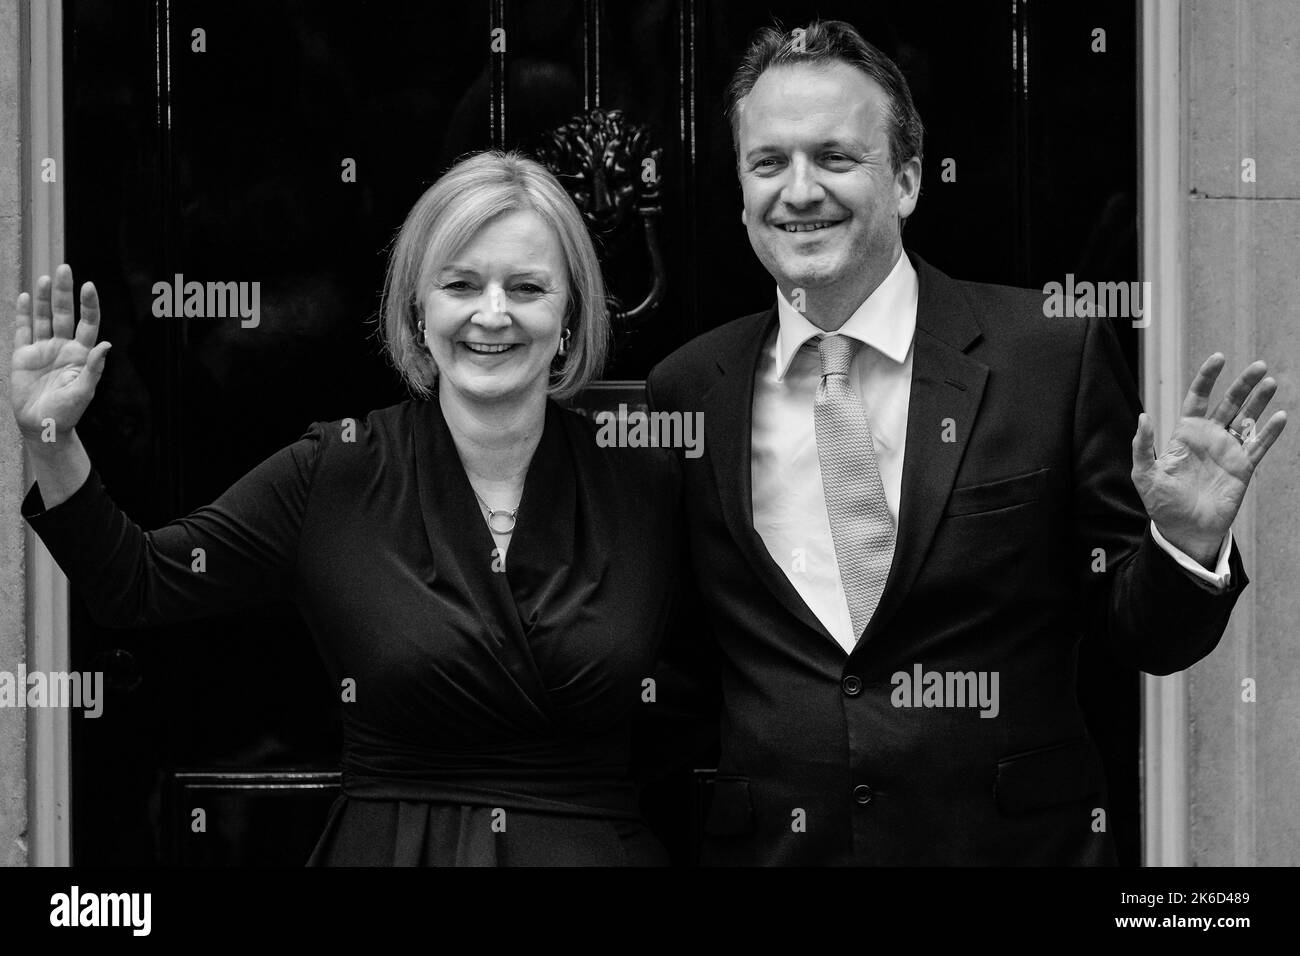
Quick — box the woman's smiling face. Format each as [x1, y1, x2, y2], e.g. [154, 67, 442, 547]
[420, 208, 570, 406]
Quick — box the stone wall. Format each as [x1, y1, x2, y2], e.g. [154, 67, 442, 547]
[0, 0, 30, 867]
[1185, 0, 1300, 865]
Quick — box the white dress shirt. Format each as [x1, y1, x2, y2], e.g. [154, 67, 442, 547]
[750, 252, 1232, 654]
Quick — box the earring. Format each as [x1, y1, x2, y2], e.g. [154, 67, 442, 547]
[557, 328, 572, 357]
[416, 319, 426, 337]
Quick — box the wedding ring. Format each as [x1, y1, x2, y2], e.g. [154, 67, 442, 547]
[1226, 425, 1245, 445]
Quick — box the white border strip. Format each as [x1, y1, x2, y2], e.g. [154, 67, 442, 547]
[24, 0, 71, 867]
[1140, 0, 1188, 868]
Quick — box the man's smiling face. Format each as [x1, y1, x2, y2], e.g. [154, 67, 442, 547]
[736, 60, 919, 302]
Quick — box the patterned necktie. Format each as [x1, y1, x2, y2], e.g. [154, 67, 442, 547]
[813, 334, 896, 643]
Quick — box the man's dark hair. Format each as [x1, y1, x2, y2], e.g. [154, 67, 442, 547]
[723, 19, 925, 175]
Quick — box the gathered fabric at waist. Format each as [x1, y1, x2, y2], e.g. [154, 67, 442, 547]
[340, 731, 642, 820]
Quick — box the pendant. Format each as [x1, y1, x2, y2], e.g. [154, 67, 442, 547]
[486, 508, 517, 535]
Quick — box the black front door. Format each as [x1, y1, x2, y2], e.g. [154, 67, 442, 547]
[64, 0, 1141, 865]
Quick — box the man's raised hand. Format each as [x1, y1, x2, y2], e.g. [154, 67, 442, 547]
[1131, 353, 1287, 565]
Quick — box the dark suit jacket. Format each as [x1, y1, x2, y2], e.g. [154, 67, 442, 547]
[645, 251, 1247, 865]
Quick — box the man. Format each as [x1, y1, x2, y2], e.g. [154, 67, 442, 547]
[645, 20, 1285, 865]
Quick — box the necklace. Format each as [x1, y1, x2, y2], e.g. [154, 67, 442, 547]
[472, 487, 519, 535]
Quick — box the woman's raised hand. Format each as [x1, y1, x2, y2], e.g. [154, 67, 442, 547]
[11, 264, 112, 442]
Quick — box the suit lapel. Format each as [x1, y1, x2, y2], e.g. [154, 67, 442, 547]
[703, 308, 838, 644]
[856, 252, 989, 650]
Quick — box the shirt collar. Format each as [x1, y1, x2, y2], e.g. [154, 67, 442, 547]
[773, 251, 918, 381]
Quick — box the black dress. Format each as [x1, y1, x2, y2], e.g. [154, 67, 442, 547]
[22, 397, 684, 865]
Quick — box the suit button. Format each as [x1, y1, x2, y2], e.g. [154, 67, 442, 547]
[842, 675, 862, 696]
[853, 784, 873, 805]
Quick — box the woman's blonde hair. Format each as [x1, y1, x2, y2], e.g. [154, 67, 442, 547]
[378, 150, 610, 401]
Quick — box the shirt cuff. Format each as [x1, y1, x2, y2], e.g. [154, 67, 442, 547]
[1149, 522, 1233, 592]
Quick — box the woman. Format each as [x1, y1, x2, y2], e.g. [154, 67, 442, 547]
[11, 151, 682, 865]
